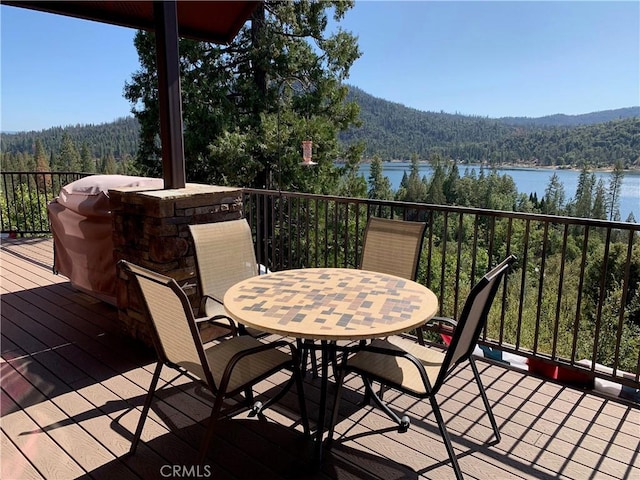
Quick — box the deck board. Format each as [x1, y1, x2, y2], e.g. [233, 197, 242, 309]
[1, 238, 639, 480]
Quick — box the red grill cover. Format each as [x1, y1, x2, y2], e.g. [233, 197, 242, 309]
[47, 175, 163, 304]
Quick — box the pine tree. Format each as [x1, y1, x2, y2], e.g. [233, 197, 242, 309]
[124, 1, 361, 194]
[80, 142, 95, 173]
[443, 161, 460, 204]
[397, 154, 427, 203]
[34, 139, 48, 172]
[606, 159, 624, 221]
[543, 173, 565, 215]
[34, 139, 51, 192]
[103, 154, 117, 174]
[426, 153, 446, 205]
[592, 179, 608, 220]
[573, 163, 595, 219]
[56, 133, 81, 172]
[367, 155, 392, 200]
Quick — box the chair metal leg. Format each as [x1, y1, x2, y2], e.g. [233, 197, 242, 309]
[363, 377, 410, 432]
[326, 361, 347, 449]
[298, 339, 319, 378]
[258, 373, 295, 413]
[198, 394, 226, 464]
[130, 361, 163, 454]
[244, 387, 254, 405]
[298, 338, 309, 377]
[294, 366, 310, 436]
[310, 343, 318, 378]
[470, 358, 501, 443]
[428, 394, 464, 480]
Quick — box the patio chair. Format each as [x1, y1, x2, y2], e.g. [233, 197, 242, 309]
[327, 255, 517, 480]
[362, 216, 428, 347]
[359, 216, 426, 280]
[190, 219, 318, 375]
[303, 216, 428, 375]
[119, 260, 309, 464]
[189, 219, 264, 338]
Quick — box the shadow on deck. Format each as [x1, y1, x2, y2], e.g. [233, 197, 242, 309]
[1, 238, 638, 479]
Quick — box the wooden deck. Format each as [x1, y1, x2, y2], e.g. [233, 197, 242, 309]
[1, 237, 638, 480]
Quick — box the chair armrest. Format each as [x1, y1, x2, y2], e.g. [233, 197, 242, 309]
[195, 315, 238, 337]
[199, 293, 223, 315]
[415, 317, 457, 346]
[426, 316, 458, 327]
[218, 340, 296, 393]
[357, 343, 431, 389]
[424, 316, 457, 336]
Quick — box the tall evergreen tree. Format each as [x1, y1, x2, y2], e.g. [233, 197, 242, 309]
[396, 154, 427, 203]
[124, 1, 361, 193]
[543, 172, 565, 215]
[443, 161, 460, 204]
[102, 154, 117, 174]
[592, 179, 608, 220]
[425, 153, 446, 205]
[34, 139, 49, 172]
[573, 163, 595, 219]
[34, 139, 51, 192]
[607, 159, 625, 221]
[80, 142, 95, 173]
[367, 155, 392, 200]
[56, 133, 81, 172]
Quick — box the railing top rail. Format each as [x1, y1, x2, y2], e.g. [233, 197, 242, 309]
[243, 187, 640, 230]
[1, 171, 93, 175]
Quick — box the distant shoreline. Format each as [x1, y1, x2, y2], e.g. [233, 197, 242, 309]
[352, 159, 640, 174]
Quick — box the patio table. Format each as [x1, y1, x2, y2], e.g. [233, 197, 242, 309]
[223, 267, 438, 464]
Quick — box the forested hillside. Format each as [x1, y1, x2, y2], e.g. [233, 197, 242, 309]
[2, 88, 638, 172]
[341, 87, 640, 167]
[498, 107, 640, 127]
[1, 117, 139, 160]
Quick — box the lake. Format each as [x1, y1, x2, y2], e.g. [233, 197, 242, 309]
[357, 162, 640, 222]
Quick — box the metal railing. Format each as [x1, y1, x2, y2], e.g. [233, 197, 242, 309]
[0, 171, 89, 235]
[244, 188, 640, 391]
[1, 171, 638, 392]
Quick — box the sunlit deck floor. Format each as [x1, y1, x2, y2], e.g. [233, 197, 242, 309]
[1, 237, 639, 480]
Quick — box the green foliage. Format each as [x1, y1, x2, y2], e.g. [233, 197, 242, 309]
[341, 87, 640, 168]
[367, 155, 393, 200]
[0, 117, 139, 161]
[125, 0, 362, 193]
[80, 143, 95, 173]
[543, 173, 565, 215]
[607, 160, 625, 221]
[0, 182, 50, 233]
[2, 133, 138, 177]
[246, 187, 640, 374]
[55, 133, 82, 171]
[395, 154, 427, 203]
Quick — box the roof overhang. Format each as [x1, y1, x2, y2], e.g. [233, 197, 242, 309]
[3, 1, 259, 43]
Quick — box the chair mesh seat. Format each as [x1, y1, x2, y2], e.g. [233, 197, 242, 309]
[204, 335, 292, 393]
[348, 337, 445, 395]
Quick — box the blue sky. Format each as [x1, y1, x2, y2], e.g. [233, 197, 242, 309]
[2, 1, 639, 132]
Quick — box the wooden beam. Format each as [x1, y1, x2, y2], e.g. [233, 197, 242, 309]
[154, 1, 186, 189]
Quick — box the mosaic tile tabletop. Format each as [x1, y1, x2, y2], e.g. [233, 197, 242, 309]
[224, 268, 438, 341]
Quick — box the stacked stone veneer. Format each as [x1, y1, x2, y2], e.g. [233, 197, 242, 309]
[110, 183, 243, 345]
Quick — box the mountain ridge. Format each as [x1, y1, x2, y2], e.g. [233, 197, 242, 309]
[2, 87, 638, 169]
[3, 90, 637, 135]
[497, 106, 640, 127]
[341, 87, 639, 166]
